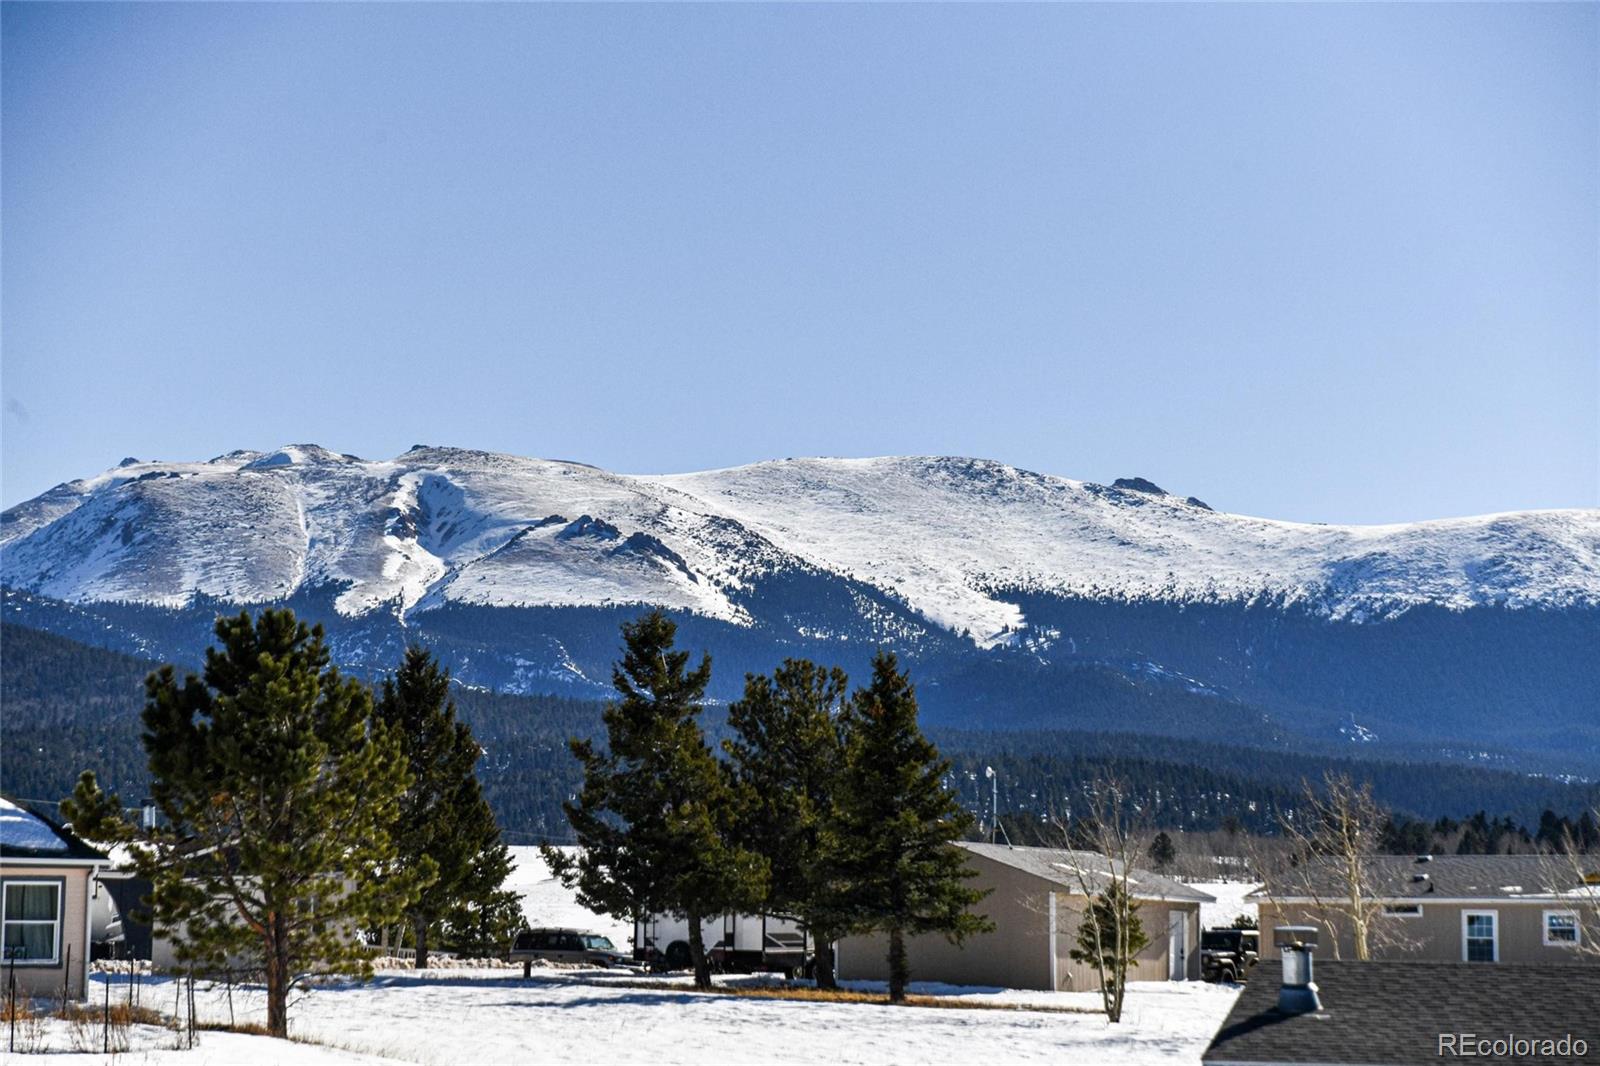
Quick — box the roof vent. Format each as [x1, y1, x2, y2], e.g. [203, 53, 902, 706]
[1415, 854, 1433, 863]
[1273, 926, 1321, 1015]
[1412, 872, 1430, 884]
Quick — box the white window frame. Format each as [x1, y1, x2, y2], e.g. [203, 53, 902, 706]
[1542, 909, 1581, 948]
[1383, 904, 1424, 918]
[1, 879, 64, 966]
[1461, 909, 1498, 963]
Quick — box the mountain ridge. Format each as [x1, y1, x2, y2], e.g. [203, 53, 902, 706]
[3, 445, 1596, 773]
[4, 445, 1596, 645]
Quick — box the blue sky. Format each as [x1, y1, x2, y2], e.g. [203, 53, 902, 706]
[3, 2, 1595, 523]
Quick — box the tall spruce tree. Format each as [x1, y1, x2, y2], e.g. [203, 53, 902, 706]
[61, 610, 426, 1039]
[544, 611, 767, 991]
[724, 659, 853, 987]
[835, 651, 991, 1003]
[375, 646, 515, 969]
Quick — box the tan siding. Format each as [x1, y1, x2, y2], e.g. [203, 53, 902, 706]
[1, 863, 95, 999]
[838, 853, 1054, 990]
[837, 851, 1203, 991]
[1258, 900, 1598, 964]
[1055, 897, 1203, 989]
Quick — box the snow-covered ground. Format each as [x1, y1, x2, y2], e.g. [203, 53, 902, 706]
[0, 1011, 403, 1064]
[505, 846, 632, 949]
[52, 969, 1238, 1066]
[1191, 882, 1261, 930]
[5, 854, 1242, 1064]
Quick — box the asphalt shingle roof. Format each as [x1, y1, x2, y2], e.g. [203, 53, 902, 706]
[1254, 855, 1600, 902]
[956, 842, 1215, 903]
[1204, 961, 1600, 1066]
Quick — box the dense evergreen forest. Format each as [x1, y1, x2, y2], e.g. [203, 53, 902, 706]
[4, 622, 1595, 843]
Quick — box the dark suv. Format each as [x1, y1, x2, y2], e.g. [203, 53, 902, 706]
[1200, 928, 1260, 983]
[510, 928, 633, 976]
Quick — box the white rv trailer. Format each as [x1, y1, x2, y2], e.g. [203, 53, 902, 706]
[633, 912, 811, 976]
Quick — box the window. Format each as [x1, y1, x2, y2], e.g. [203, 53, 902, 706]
[1544, 911, 1580, 947]
[1462, 910, 1498, 962]
[2, 881, 62, 965]
[1383, 904, 1423, 918]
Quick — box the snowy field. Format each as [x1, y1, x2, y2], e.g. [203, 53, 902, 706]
[9, 854, 1242, 1064]
[505, 845, 633, 949]
[21, 969, 1239, 1066]
[1190, 881, 1261, 930]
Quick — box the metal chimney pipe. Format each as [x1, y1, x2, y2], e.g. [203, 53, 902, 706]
[1273, 926, 1322, 1014]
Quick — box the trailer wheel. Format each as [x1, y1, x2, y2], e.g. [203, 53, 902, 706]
[665, 941, 692, 971]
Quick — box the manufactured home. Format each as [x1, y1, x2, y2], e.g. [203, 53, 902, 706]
[837, 842, 1214, 991]
[1255, 854, 1600, 964]
[0, 797, 108, 999]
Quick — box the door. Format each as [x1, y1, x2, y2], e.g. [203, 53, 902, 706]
[1168, 910, 1189, 980]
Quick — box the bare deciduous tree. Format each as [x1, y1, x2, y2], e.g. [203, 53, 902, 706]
[1536, 806, 1600, 961]
[1048, 777, 1150, 1023]
[1266, 772, 1414, 961]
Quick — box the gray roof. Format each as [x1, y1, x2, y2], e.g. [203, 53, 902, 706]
[956, 842, 1215, 903]
[1205, 961, 1600, 1065]
[1254, 854, 1600, 902]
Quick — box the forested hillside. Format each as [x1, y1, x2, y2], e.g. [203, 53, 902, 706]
[4, 623, 1594, 838]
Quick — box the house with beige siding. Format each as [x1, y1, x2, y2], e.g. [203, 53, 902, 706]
[837, 842, 1213, 991]
[1, 797, 108, 999]
[1254, 854, 1600, 964]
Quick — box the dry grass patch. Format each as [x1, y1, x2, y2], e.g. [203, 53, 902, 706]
[596, 978, 1099, 1014]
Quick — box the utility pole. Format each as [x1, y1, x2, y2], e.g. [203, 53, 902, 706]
[985, 766, 997, 845]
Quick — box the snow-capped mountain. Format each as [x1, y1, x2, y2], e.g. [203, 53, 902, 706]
[5, 445, 1596, 637]
[4, 445, 1598, 769]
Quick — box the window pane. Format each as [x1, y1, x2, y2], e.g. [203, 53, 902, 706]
[1465, 913, 1495, 961]
[4, 885, 58, 921]
[3, 922, 55, 961]
[1548, 915, 1577, 942]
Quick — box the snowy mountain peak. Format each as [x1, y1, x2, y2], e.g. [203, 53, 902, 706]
[242, 444, 362, 469]
[3, 446, 1597, 649]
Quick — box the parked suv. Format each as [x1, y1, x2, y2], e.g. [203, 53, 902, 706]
[1200, 927, 1260, 983]
[510, 927, 634, 976]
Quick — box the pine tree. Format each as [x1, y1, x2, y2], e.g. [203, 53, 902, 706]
[835, 651, 991, 1003]
[544, 611, 767, 991]
[375, 646, 514, 969]
[1069, 882, 1149, 1004]
[62, 610, 426, 1039]
[1146, 831, 1176, 871]
[724, 658, 853, 987]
